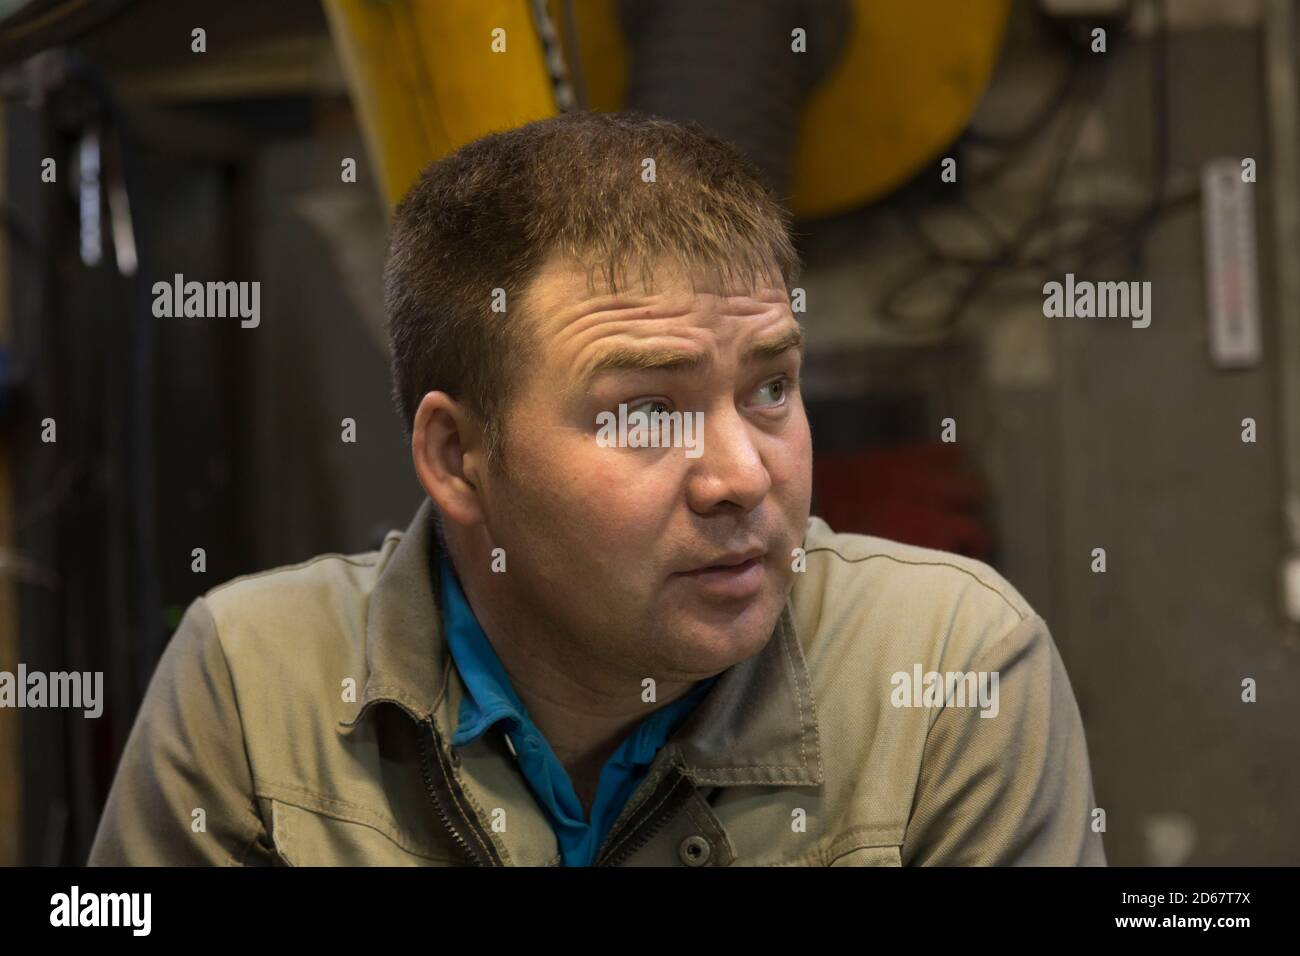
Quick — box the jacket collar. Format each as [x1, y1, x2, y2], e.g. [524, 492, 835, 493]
[346, 497, 823, 789]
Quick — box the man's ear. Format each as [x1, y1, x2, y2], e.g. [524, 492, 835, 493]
[412, 391, 486, 527]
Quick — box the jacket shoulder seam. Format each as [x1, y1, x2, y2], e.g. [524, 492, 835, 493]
[803, 545, 1029, 623]
[204, 550, 385, 600]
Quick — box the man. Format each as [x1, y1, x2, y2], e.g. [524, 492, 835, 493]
[89, 110, 1105, 866]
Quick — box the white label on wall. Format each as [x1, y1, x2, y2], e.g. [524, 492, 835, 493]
[1202, 157, 1262, 368]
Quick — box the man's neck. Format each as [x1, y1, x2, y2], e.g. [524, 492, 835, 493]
[449, 555, 697, 803]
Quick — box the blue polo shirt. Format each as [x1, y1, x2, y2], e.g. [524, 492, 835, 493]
[438, 556, 718, 866]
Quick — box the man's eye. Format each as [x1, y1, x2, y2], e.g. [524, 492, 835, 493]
[753, 377, 787, 407]
[626, 398, 672, 416]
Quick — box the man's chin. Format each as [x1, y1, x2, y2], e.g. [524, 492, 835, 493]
[662, 593, 785, 674]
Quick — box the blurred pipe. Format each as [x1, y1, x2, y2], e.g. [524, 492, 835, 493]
[617, 0, 850, 197]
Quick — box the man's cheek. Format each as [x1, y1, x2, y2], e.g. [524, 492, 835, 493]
[577, 498, 648, 555]
[772, 428, 813, 502]
[582, 445, 630, 487]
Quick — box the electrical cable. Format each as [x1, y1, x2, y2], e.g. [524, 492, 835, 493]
[876, 0, 1184, 337]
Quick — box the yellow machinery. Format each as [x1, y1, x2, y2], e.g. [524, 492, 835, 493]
[323, 0, 1011, 220]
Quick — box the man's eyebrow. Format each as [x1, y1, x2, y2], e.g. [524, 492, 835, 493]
[583, 346, 710, 386]
[744, 326, 805, 363]
[592, 348, 712, 377]
[579, 325, 805, 390]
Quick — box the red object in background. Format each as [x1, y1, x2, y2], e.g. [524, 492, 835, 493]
[812, 442, 993, 559]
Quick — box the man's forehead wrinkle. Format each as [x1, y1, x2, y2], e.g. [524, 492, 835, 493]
[551, 290, 798, 357]
[558, 290, 781, 359]
[565, 294, 701, 327]
[552, 289, 789, 331]
[713, 297, 791, 325]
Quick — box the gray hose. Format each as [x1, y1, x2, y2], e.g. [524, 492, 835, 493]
[617, 0, 853, 197]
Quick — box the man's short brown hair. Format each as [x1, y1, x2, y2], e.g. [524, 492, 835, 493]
[383, 109, 801, 467]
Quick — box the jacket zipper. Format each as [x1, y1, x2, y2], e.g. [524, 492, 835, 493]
[413, 705, 692, 868]
[595, 766, 693, 866]
[415, 715, 504, 866]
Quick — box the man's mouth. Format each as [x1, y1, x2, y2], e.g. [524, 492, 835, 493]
[674, 548, 767, 599]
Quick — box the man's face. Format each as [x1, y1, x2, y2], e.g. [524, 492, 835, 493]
[476, 254, 812, 683]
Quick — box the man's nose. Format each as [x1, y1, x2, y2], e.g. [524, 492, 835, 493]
[684, 407, 772, 515]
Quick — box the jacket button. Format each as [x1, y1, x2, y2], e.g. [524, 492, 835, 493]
[679, 835, 711, 867]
